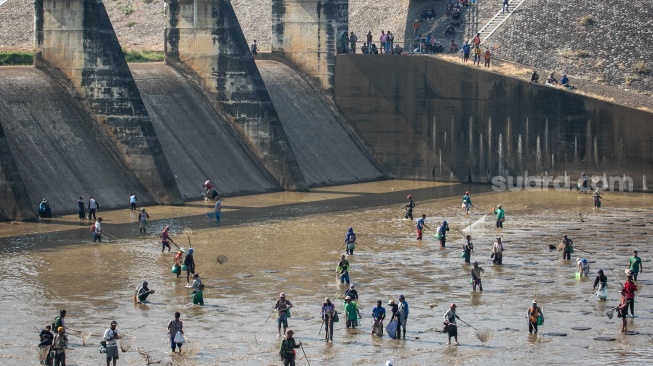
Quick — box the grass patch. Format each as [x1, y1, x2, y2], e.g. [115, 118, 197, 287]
[122, 6, 133, 15]
[0, 52, 33, 66]
[579, 16, 594, 26]
[143, 0, 154, 3]
[123, 49, 164, 63]
[632, 61, 651, 75]
[558, 48, 591, 59]
[126, 21, 136, 27]
[625, 75, 638, 85]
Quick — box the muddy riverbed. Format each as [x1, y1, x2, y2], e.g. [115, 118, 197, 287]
[0, 181, 651, 365]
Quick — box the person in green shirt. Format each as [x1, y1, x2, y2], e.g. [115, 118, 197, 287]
[462, 191, 473, 214]
[279, 329, 302, 366]
[494, 204, 505, 229]
[629, 250, 643, 281]
[344, 296, 361, 329]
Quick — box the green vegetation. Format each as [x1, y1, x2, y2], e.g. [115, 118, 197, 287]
[0, 52, 33, 66]
[122, 6, 133, 15]
[625, 75, 638, 85]
[123, 49, 165, 63]
[559, 48, 590, 59]
[126, 21, 137, 27]
[632, 61, 651, 75]
[579, 16, 594, 26]
[143, 0, 154, 3]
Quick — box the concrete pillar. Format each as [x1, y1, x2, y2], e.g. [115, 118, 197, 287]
[34, 0, 183, 205]
[0, 123, 38, 221]
[271, 0, 348, 92]
[164, 0, 308, 191]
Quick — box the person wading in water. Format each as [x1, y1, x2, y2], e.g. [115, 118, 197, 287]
[404, 195, 416, 220]
[527, 300, 543, 334]
[463, 235, 474, 264]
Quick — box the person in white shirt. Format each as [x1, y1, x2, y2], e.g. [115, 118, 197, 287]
[93, 218, 103, 242]
[103, 321, 121, 366]
[88, 196, 99, 220]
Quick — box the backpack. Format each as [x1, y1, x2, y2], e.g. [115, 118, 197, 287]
[90, 224, 96, 232]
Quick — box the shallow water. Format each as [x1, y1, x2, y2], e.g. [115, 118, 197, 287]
[0, 181, 651, 365]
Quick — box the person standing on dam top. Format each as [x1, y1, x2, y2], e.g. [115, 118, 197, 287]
[462, 41, 471, 63]
[341, 32, 349, 53]
[250, 40, 258, 58]
[349, 32, 357, 54]
[484, 47, 492, 68]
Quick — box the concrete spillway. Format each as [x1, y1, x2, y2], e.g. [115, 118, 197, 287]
[0, 67, 154, 212]
[130, 63, 280, 198]
[256, 60, 384, 187]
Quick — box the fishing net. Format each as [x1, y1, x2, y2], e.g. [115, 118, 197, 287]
[217, 255, 228, 265]
[475, 328, 494, 342]
[606, 308, 615, 319]
[37, 345, 49, 362]
[81, 331, 92, 346]
[180, 341, 201, 357]
[119, 335, 136, 352]
[462, 214, 486, 233]
[182, 228, 193, 238]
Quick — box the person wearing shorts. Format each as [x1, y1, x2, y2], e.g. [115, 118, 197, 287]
[160, 225, 175, 252]
[103, 321, 120, 366]
[275, 293, 293, 336]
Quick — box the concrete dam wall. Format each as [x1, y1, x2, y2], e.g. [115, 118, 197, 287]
[0, 67, 155, 214]
[334, 56, 653, 190]
[257, 60, 383, 186]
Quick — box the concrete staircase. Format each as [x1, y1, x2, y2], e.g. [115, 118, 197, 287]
[478, 0, 528, 45]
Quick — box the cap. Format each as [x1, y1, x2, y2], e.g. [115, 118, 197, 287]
[407, 195, 412, 199]
[350, 284, 355, 289]
[386, 361, 394, 366]
[180, 248, 185, 253]
[111, 320, 117, 325]
[388, 299, 395, 304]
[345, 296, 352, 300]
[280, 292, 285, 297]
[497, 204, 502, 207]
[399, 294, 405, 300]
[532, 299, 537, 304]
[465, 191, 470, 194]
[57, 326, 64, 333]
[141, 208, 145, 212]
[324, 297, 330, 302]
[451, 303, 457, 308]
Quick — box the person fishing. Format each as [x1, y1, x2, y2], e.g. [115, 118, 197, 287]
[173, 248, 185, 278]
[39, 325, 54, 346]
[443, 303, 460, 345]
[138, 208, 149, 233]
[279, 329, 302, 366]
[404, 195, 416, 220]
[437, 220, 449, 247]
[103, 320, 121, 366]
[580, 173, 589, 194]
[593, 269, 608, 300]
[527, 300, 543, 334]
[371, 300, 386, 336]
[492, 237, 504, 265]
[160, 225, 175, 253]
[53, 310, 66, 334]
[51, 326, 68, 366]
[493, 204, 505, 229]
[93, 217, 103, 242]
[471, 261, 484, 291]
[184, 248, 196, 286]
[577, 258, 590, 277]
[617, 289, 628, 332]
[343, 284, 359, 302]
[191, 273, 204, 305]
[624, 274, 637, 317]
[344, 296, 361, 329]
[203, 180, 218, 200]
[593, 188, 602, 209]
[137, 281, 155, 304]
[416, 214, 429, 241]
[321, 298, 335, 342]
[388, 299, 399, 337]
[397, 295, 409, 339]
[462, 191, 473, 214]
[462, 235, 474, 264]
[561, 235, 573, 260]
[344, 227, 357, 255]
[39, 198, 52, 218]
[629, 250, 643, 281]
[336, 255, 351, 284]
[275, 293, 293, 337]
[166, 312, 184, 353]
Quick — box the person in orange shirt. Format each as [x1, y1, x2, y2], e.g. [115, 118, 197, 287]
[617, 289, 628, 332]
[174, 248, 185, 278]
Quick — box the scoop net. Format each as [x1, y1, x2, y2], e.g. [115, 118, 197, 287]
[81, 331, 92, 346]
[37, 345, 49, 362]
[217, 255, 228, 265]
[475, 328, 494, 342]
[120, 335, 136, 352]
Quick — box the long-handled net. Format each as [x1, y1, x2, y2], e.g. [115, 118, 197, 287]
[37, 345, 50, 362]
[182, 228, 193, 247]
[462, 214, 486, 234]
[198, 255, 228, 276]
[120, 335, 136, 352]
[81, 331, 92, 346]
[474, 328, 494, 342]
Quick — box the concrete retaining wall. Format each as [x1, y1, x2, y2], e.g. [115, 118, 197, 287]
[271, 0, 348, 92]
[334, 55, 653, 190]
[164, 0, 308, 191]
[34, 0, 183, 204]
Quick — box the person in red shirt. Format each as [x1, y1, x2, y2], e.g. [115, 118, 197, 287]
[617, 290, 628, 332]
[624, 274, 637, 317]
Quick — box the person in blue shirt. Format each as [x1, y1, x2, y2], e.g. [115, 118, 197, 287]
[129, 193, 137, 210]
[438, 220, 450, 247]
[416, 214, 429, 240]
[462, 41, 471, 63]
[345, 227, 357, 255]
[39, 198, 52, 218]
[372, 300, 386, 336]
